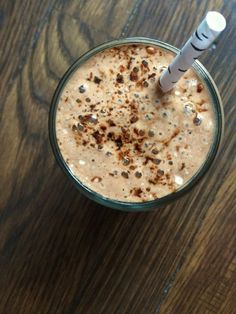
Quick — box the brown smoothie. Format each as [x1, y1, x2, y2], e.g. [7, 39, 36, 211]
[56, 44, 215, 202]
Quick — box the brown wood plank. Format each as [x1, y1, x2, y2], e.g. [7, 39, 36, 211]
[0, 0, 59, 113]
[160, 167, 236, 313]
[0, 0, 235, 313]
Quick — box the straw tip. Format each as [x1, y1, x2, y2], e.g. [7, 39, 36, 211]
[206, 11, 226, 33]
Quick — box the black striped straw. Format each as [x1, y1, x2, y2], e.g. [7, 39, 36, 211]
[159, 11, 226, 92]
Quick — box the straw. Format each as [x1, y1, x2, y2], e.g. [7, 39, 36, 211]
[159, 11, 226, 92]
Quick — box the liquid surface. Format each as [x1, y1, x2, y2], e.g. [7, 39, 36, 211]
[56, 44, 215, 202]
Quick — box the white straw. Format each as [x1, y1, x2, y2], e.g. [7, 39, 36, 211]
[159, 11, 226, 92]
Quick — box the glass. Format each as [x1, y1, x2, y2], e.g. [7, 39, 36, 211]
[49, 37, 224, 212]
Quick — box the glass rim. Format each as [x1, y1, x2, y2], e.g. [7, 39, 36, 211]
[49, 37, 223, 211]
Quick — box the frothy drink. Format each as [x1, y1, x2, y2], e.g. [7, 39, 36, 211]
[56, 44, 215, 202]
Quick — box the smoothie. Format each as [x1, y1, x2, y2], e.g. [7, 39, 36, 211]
[55, 44, 215, 202]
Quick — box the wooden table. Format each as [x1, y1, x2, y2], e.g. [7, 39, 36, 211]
[1, 1, 236, 313]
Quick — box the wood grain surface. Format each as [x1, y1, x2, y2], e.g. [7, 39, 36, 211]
[0, 0, 235, 313]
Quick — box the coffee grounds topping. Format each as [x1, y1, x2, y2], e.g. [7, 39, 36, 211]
[116, 73, 124, 83]
[115, 135, 123, 149]
[107, 119, 116, 127]
[92, 130, 103, 144]
[197, 83, 204, 93]
[72, 124, 77, 132]
[142, 60, 148, 68]
[57, 44, 214, 202]
[133, 187, 142, 197]
[130, 115, 139, 124]
[135, 171, 142, 178]
[94, 76, 102, 84]
[148, 73, 156, 79]
[121, 171, 129, 178]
